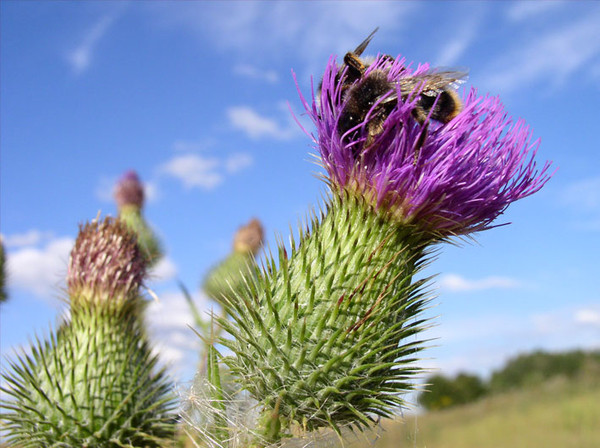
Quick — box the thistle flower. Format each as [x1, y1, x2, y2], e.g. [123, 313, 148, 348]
[114, 170, 163, 266]
[299, 55, 553, 236]
[193, 48, 552, 446]
[1, 217, 175, 447]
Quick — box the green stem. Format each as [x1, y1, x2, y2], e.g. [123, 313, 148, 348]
[221, 191, 434, 440]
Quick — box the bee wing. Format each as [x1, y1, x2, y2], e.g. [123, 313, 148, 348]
[395, 70, 469, 96]
[425, 68, 469, 89]
[353, 27, 380, 56]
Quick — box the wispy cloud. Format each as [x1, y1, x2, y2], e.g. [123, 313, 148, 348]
[148, 2, 415, 77]
[172, 138, 217, 152]
[2, 230, 54, 248]
[560, 176, 600, 231]
[148, 256, 178, 284]
[234, 64, 278, 83]
[66, 14, 118, 75]
[426, 304, 600, 376]
[6, 235, 74, 299]
[505, 1, 566, 23]
[225, 152, 254, 174]
[479, 8, 600, 94]
[146, 290, 212, 379]
[227, 106, 298, 140]
[439, 274, 521, 292]
[574, 308, 600, 327]
[434, 6, 484, 67]
[533, 305, 600, 335]
[160, 152, 253, 190]
[161, 154, 223, 190]
[560, 177, 600, 211]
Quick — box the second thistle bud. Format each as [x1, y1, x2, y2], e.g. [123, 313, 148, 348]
[203, 218, 264, 305]
[114, 170, 163, 266]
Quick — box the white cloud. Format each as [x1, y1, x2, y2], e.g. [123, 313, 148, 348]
[479, 9, 600, 94]
[146, 290, 213, 379]
[148, 256, 178, 283]
[506, 1, 566, 22]
[6, 236, 74, 299]
[225, 153, 253, 174]
[143, 180, 160, 203]
[160, 146, 254, 191]
[66, 14, 117, 75]
[424, 304, 600, 377]
[234, 64, 278, 83]
[574, 308, 600, 327]
[439, 274, 520, 292]
[227, 106, 297, 140]
[2, 230, 54, 248]
[160, 154, 223, 190]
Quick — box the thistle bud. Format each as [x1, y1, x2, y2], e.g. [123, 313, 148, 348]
[67, 216, 146, 307]
[203, 218, 264, 305]
[113, 170, 163, 266]
[233, 218, 264, 254]
[1, 217, 175, 446]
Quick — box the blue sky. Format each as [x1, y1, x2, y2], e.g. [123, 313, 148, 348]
[1, 1, 599, 388]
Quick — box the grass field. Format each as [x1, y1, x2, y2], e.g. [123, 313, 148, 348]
[2, 373, 598, 447]
[365, 375, 600, 448]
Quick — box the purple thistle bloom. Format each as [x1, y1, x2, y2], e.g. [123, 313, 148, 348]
[114, 170, 145, 209]
[296, 55, 553, 235]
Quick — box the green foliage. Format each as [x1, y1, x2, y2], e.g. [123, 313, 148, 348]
[418, 373, 487, 411]
[0, 299, 176, 447]
[218, 193, 434, 437]
[419, 350, 600, 411]
[0, 238, 6, 304]
[490, 349, 600, 392]
[381, 371, 600, 448]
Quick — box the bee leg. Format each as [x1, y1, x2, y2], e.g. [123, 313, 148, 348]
[379, 54, 397, 70]
[414, 122, 429, 166]
[344, 53, 366, 83]
[411, 104, 428, 125]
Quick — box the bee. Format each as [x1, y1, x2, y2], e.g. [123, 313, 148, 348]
[335, 29, 467, 157]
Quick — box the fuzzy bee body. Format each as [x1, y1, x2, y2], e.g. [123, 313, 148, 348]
[334, 28, 466, 153]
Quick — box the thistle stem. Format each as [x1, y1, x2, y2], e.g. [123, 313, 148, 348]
[221, 191, 433, 439]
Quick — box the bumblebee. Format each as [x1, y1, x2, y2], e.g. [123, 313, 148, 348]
[335, 29, 467, 154]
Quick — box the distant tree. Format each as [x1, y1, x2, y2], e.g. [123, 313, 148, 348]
[419, 350, 600, 412]
[490, 350, 600, 392]
[419, 373, 487, 411]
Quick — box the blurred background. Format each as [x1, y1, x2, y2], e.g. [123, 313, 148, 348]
[2, 2, 599, 446]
